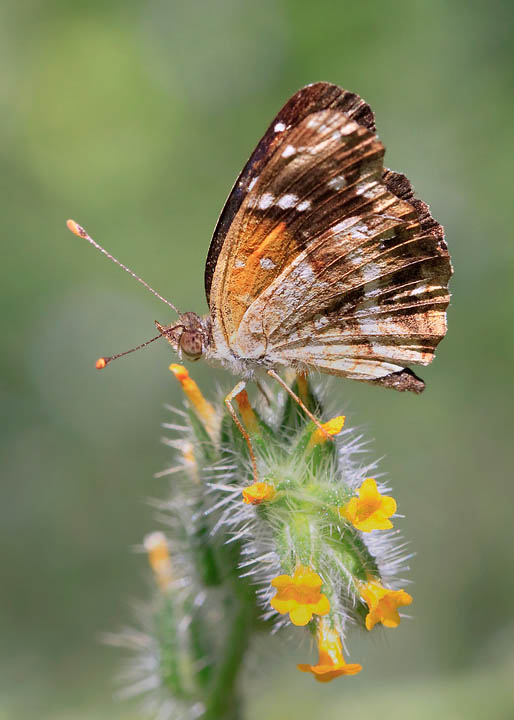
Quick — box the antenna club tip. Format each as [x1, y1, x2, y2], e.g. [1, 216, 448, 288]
[96, 357, 108, 370]
[66, 219, 88, 238]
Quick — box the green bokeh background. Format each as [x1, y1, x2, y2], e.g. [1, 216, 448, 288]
[2, 1, 513, 717]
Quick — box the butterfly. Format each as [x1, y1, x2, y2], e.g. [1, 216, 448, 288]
[68, 82, 452, 473]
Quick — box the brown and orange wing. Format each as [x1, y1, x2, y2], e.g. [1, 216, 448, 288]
[205, 82, 375, 302]
[206, 83, 451, 392]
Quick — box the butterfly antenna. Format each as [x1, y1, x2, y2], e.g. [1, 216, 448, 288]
[95, 332, 164, 370]
[66, 219, 181, 315]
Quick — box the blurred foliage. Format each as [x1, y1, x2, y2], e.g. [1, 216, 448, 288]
[1, 0, 513, 717]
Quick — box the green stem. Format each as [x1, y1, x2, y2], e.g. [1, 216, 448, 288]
[203, 587, 253, 720]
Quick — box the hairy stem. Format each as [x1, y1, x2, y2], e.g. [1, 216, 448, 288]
[203, 586, 253, 720]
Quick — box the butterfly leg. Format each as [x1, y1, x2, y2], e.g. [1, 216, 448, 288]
[255, 379, 272, 407]
[267, 369, 332, 441]
[224, 381, 259, 482]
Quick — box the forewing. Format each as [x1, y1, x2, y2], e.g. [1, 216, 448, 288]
[205, 82, 376, 302]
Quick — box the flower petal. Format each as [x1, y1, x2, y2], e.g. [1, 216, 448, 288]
[270, 597, 294, 615]
[312, 594, 330, 617]
[359, 477, 380, 501]
[289, 605, 313, 626]
[297, 662, 362, 682]
[381, 496, 397, 515]
[295, 565, 323, 589]
[355, 515, 394, 532]
[271, 574, 293, 589]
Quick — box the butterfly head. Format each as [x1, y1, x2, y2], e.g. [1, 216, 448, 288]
[155, 312, 209, 362]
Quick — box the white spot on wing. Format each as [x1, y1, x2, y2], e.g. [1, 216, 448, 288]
[411, 284, 428, 296]
[363, 280, 382, 299]
[350, 247, 367, 264]
[327, 174, 347, 190]
[360, 262, 382, 283]
[341, 121, 358, 135]
[274, 122, 286, 132]
[314, 314, 329, 329]
[363, 184, 382, 200]
[234, 258, 246, 268]
[357, 316, 403, 337]
[350, 226, 369, 240]
[298, 264, 316, 283]
[277, 193, 298, 209]
[333, 217, 359, 234]
[281, 144, 296, 158]
[258, 193, 274, 210]
[356, 317, 381, 336]
[296, 200, 311, 211]
[248, 177, 258, 191]
[260, 257, 276, 270]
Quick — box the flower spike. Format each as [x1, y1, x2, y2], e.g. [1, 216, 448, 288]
[298, 619, 362, 682]
[119, 366, 415, 712]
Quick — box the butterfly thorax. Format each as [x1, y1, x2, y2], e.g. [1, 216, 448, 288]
[156, 311, 268, 378]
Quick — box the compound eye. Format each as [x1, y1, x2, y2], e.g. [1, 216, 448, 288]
[180, 330, 203, 360]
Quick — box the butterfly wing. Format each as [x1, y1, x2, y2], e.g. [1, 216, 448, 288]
[206, 83, 451, 392]
[205, 82, 376, 302]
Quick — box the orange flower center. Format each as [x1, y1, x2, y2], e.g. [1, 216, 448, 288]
[354, 496, 381, 521]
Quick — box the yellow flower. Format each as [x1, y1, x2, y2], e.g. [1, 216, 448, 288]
[144, 531, 173, 590]
[360, 579, 413, 630]
[298, 618, 362, 682]
[341, 478, 396, 532]
[270, 565, 330, 626]
[169, 364, 217, 440]
[307, 415, 346, 449]
[242, 481, 276, 505]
